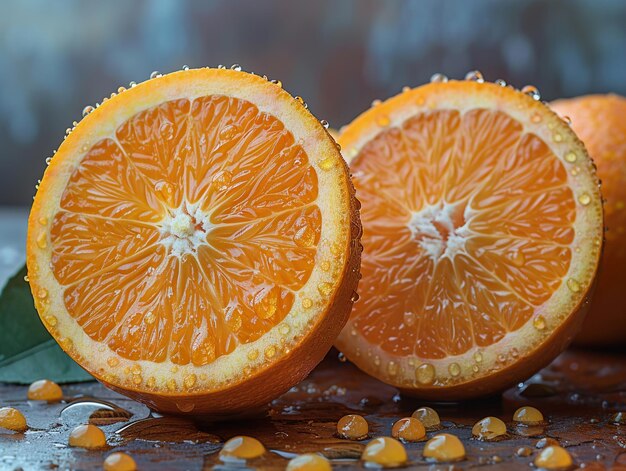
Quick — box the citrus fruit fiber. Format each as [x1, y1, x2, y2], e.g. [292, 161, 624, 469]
[335, 76, 603, 400]
[551, 94, 626, 346]
[26, 67, 361, 416]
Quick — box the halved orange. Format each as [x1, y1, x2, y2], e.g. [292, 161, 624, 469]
[27, 67, 361, 416]
[335, 76, 603, 399]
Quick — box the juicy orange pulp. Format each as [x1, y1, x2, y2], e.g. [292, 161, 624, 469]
[52, 96, 319, 366]
[336, 79, 602, 399]
[352, 107, 574, 358]
[27, 68, 360, 415]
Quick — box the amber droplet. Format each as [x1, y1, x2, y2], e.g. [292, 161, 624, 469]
[68, 424, 107, 449]
[337, 414, 368, 440]
[27, 379, 63, 402]
[103, 452, 137, 471]
[472, 416, 507, 441]
[361, 437, 408, 467]
[391, 417, 425, 442]
[423, 433, 466, 462]
[0, 407, 28, 432]
[534, 445, 573, 470]
[412, 406, 440, 429]
[286, 453, 332, 471]
[220, 436, 266, 460]
[513, 406, 544, 424]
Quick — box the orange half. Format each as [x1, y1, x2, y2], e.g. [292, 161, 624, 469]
[336, 79, 603, 399]
[27, 68, 361, 415]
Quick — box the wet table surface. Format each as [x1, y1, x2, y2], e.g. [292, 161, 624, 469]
[1, 209, 626, 469]
[1, 348, 626, 470]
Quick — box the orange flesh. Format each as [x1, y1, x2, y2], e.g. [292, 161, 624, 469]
[351, 108, 574, 359]
[50, 96, 321, 366]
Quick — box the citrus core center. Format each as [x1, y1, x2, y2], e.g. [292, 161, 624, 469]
[159, 202, 212, 257]
[408, 201, 470, 261]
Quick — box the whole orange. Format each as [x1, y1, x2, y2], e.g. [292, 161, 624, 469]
[552, 94, 626, 346]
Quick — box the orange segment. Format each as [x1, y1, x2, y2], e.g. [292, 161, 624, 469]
[336, 78, 602, 399]
[27, 67, 361, 416]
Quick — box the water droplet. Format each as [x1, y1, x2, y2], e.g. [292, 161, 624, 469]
[182, 65, 190, 71]
[220, 436, 266, 460]
[534, 445, 572, 470]
[264, 345, 276, 359]
[521, 85, 541, 100]
[430, 73, 449, 83]
[495, 79, 507, 87]
[423, 433, 466, 462]
[472, 417, 507, 441]
[317, 282, 333, 297]
[517, 446, 533, 457]
[391, 417, 425, 442]
[82, 105, 95, 117]
[28, 379, 63, 402]
[415, 363, 435, 385]
[45, 157, 52, 165]
[513, 406, 544, 424]
[247, 349, 259, 361]
[337, 414, 369, 440]
[533, 315, 547, 331]
[150, 71, 161, 79]
[473, 351, 483, 363]
[578, 193, 591, 206]
[129, 81, 137, 88]
[464, 70, 484, 82]
[286, 453, 331, 471]
[402, 86, 411, 93]
[69, 424, 106, 449]
[103, 452, 137, 471]
[497, 353, 507, 363]
[337, 352, 347, 362]
[567, 278, 581, 293]
[448, 363, 461, 377]
[0, 407, 28, 432]
[270, 79, 282, 88]
[371, 99, 382, 107]
[230, 64, 242, 71]
[571, 166, 581, 176]
[611, 412, 626, 424]
[472, 364, 479, 373]
[350, 291, 360, 302]
[362, 436, 407, 466]
[553, 132, 563, 143]
[565, 151, 577, 163]
[320, 119, 330, 129]
[254, 287, 279, 319]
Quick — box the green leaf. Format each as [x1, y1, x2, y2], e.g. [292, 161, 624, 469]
[0, 264, 93, 384]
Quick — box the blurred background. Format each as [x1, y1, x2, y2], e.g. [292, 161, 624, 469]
[1, 0, 626, 207]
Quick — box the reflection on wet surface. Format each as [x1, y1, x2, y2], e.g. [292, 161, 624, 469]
[1, 349, 625, 469]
